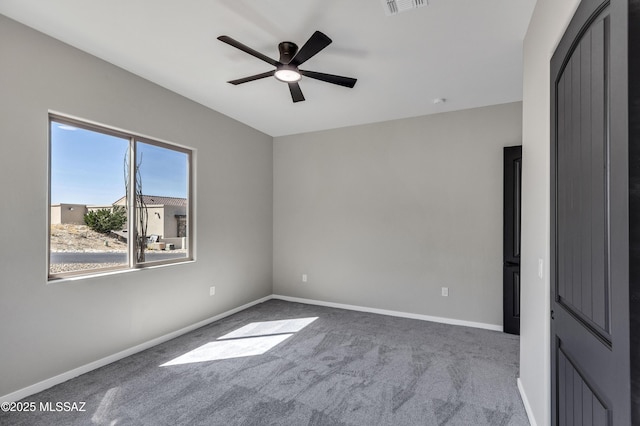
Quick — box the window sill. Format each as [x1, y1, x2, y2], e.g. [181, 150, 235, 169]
[47, 259, 195, 284]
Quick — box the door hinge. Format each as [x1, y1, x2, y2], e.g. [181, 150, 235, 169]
[551, 309, 555, 320]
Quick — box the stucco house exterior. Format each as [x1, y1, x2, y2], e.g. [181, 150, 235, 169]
[50, 203, 88, 225]
[112, 195, 187, 248]
[50, 195, 187, 248]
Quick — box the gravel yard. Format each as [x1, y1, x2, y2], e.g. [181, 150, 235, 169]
[50, 224, 127, 252]
[49, 262, 124, 274]
[50, 224, 185, 274]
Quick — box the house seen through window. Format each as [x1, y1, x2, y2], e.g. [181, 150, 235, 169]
[49, 115, 192, 279]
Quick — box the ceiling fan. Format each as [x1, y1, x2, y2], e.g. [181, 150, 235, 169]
[217, 31, 357, 103]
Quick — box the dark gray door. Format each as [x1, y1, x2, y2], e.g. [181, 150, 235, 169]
[630, 1, 640, 419]
[503, 145, 522, 335]
[550, 0, 631, 424]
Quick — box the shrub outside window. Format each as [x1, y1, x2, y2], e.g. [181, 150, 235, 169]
[48, 115, 193, 280]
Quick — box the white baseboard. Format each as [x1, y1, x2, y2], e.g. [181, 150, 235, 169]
[2, 293, 504, 403]
[0, 295, 272, 403]
[517, 377, 537, 426]
[272, 294, 503, 332]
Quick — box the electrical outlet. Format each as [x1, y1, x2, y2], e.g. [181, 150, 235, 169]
[441, 287, 449, 297]
[209, 286, 215, 296]
[302, 274, 308, 283]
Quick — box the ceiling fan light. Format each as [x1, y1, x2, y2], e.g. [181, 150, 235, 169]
[275, 68, 301, 82]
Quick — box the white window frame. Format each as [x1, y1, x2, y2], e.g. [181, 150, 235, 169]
[48, 114, 194, 281]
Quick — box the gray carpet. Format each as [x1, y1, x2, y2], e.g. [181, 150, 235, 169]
[0, 300, 529, 425]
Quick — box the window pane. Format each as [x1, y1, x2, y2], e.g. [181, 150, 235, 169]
[134, 141, 189, 263]
[49, 120, 130, 276]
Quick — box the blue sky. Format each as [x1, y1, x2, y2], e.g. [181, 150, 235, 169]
[50, 122, 188, 205]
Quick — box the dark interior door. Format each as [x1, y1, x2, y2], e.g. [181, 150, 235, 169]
[630, 1, 640, 419]
[551, 0, 631, 424]
[503, 145, 522, 335]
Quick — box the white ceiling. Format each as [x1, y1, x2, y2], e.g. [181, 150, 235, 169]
[0, 0, 536, 137]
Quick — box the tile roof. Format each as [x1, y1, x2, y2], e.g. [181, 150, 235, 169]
[113, 195, 187, 207]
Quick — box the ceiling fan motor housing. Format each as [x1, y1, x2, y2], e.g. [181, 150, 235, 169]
[278, 42, 299, 64]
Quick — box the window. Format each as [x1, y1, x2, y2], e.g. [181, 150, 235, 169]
[49, 115, 193, 280]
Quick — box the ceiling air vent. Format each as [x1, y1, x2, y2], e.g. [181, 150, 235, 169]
[382, 0, 428, 15]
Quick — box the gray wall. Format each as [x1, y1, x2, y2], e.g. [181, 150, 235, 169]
[0, 16, 273, 397]
[274, 103, 522, 327]
[519, 1, 580, 425]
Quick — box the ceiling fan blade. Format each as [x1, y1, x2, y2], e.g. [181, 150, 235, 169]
[288, 82, 305, 103]
[218, 35, 280, 67]
[228, 71, 275, 85]
[290, 31, 332, 66]
[300, 70, 357, 88]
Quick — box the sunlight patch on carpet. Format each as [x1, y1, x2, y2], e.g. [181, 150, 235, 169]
[160, 317, 318, 366]
[160, 334, 293, 366]
[219, 317, 318, 340]
[91, 386, 120, 424]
